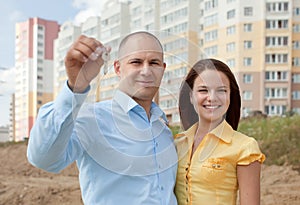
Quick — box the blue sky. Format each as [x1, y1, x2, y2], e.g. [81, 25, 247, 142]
[0, 0, 107, 126]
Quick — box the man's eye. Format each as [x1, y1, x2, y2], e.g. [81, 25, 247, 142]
[218, 89, 227, 93]
[131, 61, 141, 64]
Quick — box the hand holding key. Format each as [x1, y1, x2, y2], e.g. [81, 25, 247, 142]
[65, 35, 111, 93]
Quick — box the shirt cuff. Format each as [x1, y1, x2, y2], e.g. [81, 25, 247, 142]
[54, 81, 90, 116]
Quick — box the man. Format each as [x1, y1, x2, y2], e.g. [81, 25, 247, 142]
[27, 31, 178, 204]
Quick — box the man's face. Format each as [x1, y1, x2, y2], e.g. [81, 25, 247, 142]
[114, 35, 166, 102]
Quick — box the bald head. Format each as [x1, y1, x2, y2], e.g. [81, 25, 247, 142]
[117, 31, 164, 60]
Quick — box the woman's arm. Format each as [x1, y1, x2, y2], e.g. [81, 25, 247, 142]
[237, 161, 262, 205]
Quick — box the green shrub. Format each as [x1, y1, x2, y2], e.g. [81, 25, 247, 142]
[238, 115, 300, 169]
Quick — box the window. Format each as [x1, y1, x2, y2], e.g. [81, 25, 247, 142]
[243, 74, 253, 83]
[244, 7, 253, 16]
[266, 2, 289, 13]
[266, 36, 288, 46]
[293, 24, 300, 32]
[204, 30, 218, 42]
[226, 42, 235, 52]
[292, 57, 300, 66]
[265, 87, 288, 98]
[243, 57, 252, 66]
[265, 54, 288, 64]
[227, 59, 235, 68]
[227, 9, 235, 19]
[244, 41, 252, 49]
[243, 91, 252, 100]
[204, 14, 218, 26]
[204, 45, 218, 56]
[205, 0, 218, 10]
[293, 41, 300, 49]
[264, 105, 286, 116]
[244, 23, 252, 32]
[292, 74, 300, 83]
[266, 20, 288, 29]
[292, 91, 300, 100]
[294, 7, 300, 16]
[226, 25, 236, 35]
[265, 71, 287, 81]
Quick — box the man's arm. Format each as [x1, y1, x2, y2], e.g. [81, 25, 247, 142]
[27, 35, 108, 172]
[27, 82, 88, 173]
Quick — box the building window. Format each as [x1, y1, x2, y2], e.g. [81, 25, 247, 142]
[244, 7, 253, 16]
[292, 91, 300, 100]
[205, 0, 218, 10]
[226, 42, 235, 52]
[244, 41, 252, 49]
[266, 20, 288, 29]
[204, 30, 218, 42]
[265, 87, 288, 98]
[204, 45, 218, 56]
[265, 71, 287, 81]
[227, 9, 235, 19]
[266, 2, 289, 13]
[243, 91, 253, 100]
[265, 54, 288, 64]
[266, 36, 288, 46]
[204, 13, 218, 26]
[244, 23, 252, 32]
[243, 57, 252, 66]
[243, 74, 253, 83]
[264, 105, 286, 116]
[226, 25, 236, 35]
[292, 74, 300, 83]
[227, 59, 235, 68]
[292, 57, 300, 66]
[294, 7, 300, 16]
[293, 41, 300, 49]
[293, 24, 300, 32]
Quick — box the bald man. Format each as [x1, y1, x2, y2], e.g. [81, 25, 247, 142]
[27, 31, 178, 205]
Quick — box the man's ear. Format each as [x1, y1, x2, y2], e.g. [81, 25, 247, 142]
[114, 60, 121, 76]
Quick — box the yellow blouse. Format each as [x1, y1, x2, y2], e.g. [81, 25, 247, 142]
[174, 120, 265, 205]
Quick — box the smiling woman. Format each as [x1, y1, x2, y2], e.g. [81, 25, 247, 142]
[175, 58, 265, 205]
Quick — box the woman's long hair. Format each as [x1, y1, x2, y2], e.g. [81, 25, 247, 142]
[179, 58, 241, 130]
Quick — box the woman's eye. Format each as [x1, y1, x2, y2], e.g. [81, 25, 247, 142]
[197, 89, 208, 93]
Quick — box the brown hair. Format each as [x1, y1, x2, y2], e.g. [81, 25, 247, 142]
[179, 58, 241, 130]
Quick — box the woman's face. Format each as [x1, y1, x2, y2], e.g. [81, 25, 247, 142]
[190, 69, 230, 126]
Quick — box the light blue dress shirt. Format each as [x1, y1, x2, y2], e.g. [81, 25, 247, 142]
[27, 82, 178, 205]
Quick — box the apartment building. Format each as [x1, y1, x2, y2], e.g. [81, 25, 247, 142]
[14, 17, 59, 141]
[53, 21, 81, 98]
[14, 1, 300, 142]
[199, 0, 300, 117]
[53, 16, 101, 102]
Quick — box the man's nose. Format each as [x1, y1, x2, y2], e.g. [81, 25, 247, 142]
[140, 63, 151, 75]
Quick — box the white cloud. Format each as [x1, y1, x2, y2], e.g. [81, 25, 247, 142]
[0, 68, 15, 95]
[72, 0, 106, 25]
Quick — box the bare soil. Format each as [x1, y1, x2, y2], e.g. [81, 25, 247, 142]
[0, 143, 299, 205]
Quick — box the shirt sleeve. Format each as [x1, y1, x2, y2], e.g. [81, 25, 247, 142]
[237, 137, 265, 165]
[27, 81, 89, 173]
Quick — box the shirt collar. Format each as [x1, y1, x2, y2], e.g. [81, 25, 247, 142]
[112, 89, 168, 124]
[180, 120, 233, 144]
[210, 120, 233, 143]
[113, 90, 139, 113]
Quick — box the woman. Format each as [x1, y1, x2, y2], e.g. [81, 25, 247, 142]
[175, 59, 265, 205]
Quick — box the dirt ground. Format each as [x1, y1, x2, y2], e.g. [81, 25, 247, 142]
[0, 142, 299, 205]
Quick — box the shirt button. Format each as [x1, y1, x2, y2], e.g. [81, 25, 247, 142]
[160, 186, 164, 191]
[155, 142, 159, 147]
